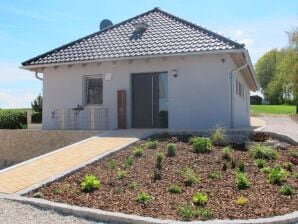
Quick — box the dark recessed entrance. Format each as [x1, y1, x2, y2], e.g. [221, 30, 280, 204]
[131, 72, 168, 128]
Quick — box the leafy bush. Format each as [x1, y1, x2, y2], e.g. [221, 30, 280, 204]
[106, 160, 117, 169]
[116, 170, 128, 180]
[180, 167, 199, 186]
[280, 185, 294, 195]
[235, 196, 248, 206]
[268, 165, 288, 185]
[208, 172, 222, 179]
[197, 208, 213, 219]
[235, 172, 250, 190]
[261, 166, 272, 173]
[123, 156, 134, 169]
[168, 184, 182, 194]
[192, 137, 212, 153]
[237, 161, 245, 173]
[249, 144, 278, 160]
[192, 192, 208, 206]
[133, 147, 144, 157]
[282, 162, 293, 172]
[156, 152, 164, 167]
[81, 174, 100, 192]
[0, 109, 27, 129]
[167, 143, 176, 157]
[146, 140, 159, 149]
[178, 205, 194, 220]
[255, 159, 266, 169]
[31, 112, 42, 123]
[210, 126, 226, 146]
[135, 192, 152, 204]
[222, 146, 232, 160]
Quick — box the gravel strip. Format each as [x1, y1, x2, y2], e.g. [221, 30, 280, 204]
[0, 199, 100, 224]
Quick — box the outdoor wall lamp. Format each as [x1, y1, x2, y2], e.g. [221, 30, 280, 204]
[172, 69, 178, 77]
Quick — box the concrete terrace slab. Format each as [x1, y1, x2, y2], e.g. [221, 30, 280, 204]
[0, 129, 152, 194]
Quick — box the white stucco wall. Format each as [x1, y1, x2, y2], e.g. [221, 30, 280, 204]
[42, 53, 250, 130]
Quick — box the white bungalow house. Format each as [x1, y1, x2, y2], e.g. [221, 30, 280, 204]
[21, 8, 258, 130]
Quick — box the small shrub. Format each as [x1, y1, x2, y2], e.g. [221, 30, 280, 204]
[222, 162, 228, 171]
[197, 208, 213, 219]
[136, 192, 152, 204]
[249, 144, 278, 160]
[168, 184, 182, 194]
[178, 205, 194, 220]
[180, 167, 199, 186]
[282, 162, 293, 172]
[33, 192, 44, 198]
[210, 126, 226, 146]
[268, 165, 288, 185]
[146, 140, 159, 149]
[231, 159, 237, 169]
[123, 156, 134, 169]
[106, 160, 117, 169]
[81, 174, 100, 192]
[153, 168, 162, 181]
[167, 144, 176, 157]
[261, 166, 272, 173]
[0, 109, 27, 129]
[208, 172, 222, 179]
[133, 147, 144, 157]
[116, 170, 128, 180]
[236, 172, 250, 190]
[237, 161, 245, 173]
[255, 159, 266, 169]
[192, 192, 208, 206]
[192, 137, 212, 153]
[128, 181, 139, 190]
[222, 146, 232, 160]
[235, 196, 248, 206]
[280, 185, 294, 195]
[155, 152, 164, 169]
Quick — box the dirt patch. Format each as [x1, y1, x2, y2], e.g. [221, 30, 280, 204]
[28, 135, 298, 221]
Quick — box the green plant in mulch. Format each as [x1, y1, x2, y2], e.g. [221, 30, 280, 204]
[132, 147, 144, 157]
[128, 181, 139, 190]
[192, 137, 212, 153]
[116, 170, 128, 180]
[123, 156, 134, 169]
[222, 146, 233, 160]
[168, 184, 182, 194]
[135, 192, 152, 204]
[231, 159, 237, 169]
[208, 172, 222, 179]
[268, 165, 288, 185]
[33, 192, 44, 198]
[106, 159, 117, 170]
[81, 174, 100, 192]
[280, 185, 294, 196]
[192, 192, 208, 206]
[249, 144, 278, 160]
[235, 196, 248, 206]
[180, 167, 199, 186]
[235, 172, 250, 190]
[210, 126, 227, 146]
[197, 208, 213, 220]
[166, 143, 176, 157]
[146, 140, 159, 149]
[261, 166, 272, 173]
[178, 205, 195, 220]
[294, 172, 298, 179]
[255, 159, 266, 169]
[282, 162, 293, 172]
[237, 161, 245, 173]
[155, 152, 164, 168]
[222, 162, 228, 171]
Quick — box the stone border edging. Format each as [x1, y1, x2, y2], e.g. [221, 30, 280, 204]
[2, 194, 298, 224]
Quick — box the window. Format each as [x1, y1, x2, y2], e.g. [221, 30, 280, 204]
[236, 78, 244, 99]
[84, 75, 103, 105]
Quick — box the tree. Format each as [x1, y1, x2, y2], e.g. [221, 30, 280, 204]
[31, 94, 42, 113]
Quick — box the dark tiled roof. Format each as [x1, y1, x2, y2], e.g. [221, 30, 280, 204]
[22, 8, 244, 66]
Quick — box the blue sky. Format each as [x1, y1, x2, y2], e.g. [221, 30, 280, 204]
[0, 0, 297, 108]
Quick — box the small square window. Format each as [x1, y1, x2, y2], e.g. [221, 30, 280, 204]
[84, 75, 103, 105]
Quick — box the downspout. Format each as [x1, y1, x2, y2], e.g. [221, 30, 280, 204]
[35, 71, 43, 81]
[230, 55, 248, 128]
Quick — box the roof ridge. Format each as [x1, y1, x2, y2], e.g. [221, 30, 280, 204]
[155, 8, 244, 49]
[22, 8, 158, 66]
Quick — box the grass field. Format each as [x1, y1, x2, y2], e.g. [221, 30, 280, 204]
[250, 105, 296, 116]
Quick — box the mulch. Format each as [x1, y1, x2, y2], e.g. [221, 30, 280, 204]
[28, 136, 298, 221]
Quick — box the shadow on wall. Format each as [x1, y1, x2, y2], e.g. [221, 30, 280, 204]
[0, 130, 99, 169]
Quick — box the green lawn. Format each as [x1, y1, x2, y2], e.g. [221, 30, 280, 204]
[250, 105, 296, 116]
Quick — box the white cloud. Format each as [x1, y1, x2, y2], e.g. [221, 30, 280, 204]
[0, 91, 36, 109]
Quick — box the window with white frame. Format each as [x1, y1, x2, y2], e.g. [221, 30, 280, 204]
[84, 75, 103, 105]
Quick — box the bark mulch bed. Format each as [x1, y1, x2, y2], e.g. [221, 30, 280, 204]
[28, 134, 298, 221]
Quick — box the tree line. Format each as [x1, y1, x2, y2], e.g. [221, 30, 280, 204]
[255, 28, 297, 108]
